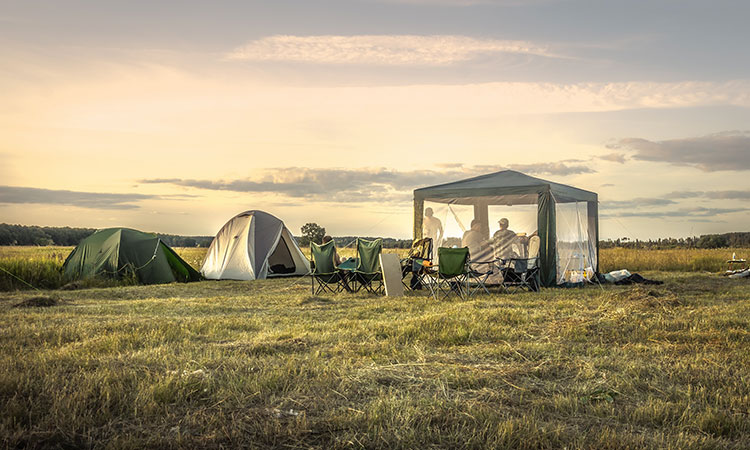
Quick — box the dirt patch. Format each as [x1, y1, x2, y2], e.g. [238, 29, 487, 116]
[59, 278, 124, 290]
[59, 281, 84, 290]
[12, 296, 59, 308]
[617, 286, 682, 308]
[298, 296, 333, 305]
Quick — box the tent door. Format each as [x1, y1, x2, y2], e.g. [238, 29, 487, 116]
[268, 237, 296, 274]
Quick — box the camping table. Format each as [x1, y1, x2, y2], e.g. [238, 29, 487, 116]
[726, 259, 748, 271]
[337, 258, 358, 271]
[336, 258, 358, 292]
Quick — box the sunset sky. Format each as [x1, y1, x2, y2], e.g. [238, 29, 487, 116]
[2, 0, 749, 239]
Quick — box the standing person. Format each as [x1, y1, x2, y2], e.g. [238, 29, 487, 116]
[492, 218, 518, 260]
[423, 207, 443, 248]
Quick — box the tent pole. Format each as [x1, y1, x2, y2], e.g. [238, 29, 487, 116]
[414, 196, 424, 240]
[473, 201, 489, 241]
[538, 191, 557, 287]
[588, 199, 599, 273]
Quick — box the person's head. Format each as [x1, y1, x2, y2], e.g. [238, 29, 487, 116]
[322, 235, 332, 244]
[498, 218, 509, 230]
[425, 207, 434, 218]
[470, 219, 481, 230]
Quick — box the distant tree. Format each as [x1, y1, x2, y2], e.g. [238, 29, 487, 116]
[300, 223, 326, 247]
[697, 234, 729, 249]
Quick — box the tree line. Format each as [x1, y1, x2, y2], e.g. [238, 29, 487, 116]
[297, 222, 413, 248]
[1, 223, 748, 249]
[0, 224, 213, 247]
[599, 232, 750, 249]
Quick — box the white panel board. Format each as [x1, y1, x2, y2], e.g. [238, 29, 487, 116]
[379, 253, 404, 297]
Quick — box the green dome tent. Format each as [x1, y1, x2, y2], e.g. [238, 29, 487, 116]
[63, 228, 201, 284]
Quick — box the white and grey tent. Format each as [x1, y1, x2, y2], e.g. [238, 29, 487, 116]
[201, 210, 310, 280]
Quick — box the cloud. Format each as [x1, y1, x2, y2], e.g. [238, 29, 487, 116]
[505, 162, 594, 176]
[601, 189, 750, 218]
[667, 190, 750, 200]
[0, 186, 155, 210]
[139, 163, 591, 203]
[371, 0, 559, 4]
[160, 194, 202, 200]
[598, 152, 627, 163]
[141, 169, 414, 203]
[607, 131, 750, 171]
[225, 35, 557, 66]
[602, 197, 677, 210]
[435, 163, 465, 169]
[601, 207, 748, 219]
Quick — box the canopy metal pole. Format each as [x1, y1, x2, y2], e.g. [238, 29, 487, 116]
[588, 200, 599, 273]
[473, 201, 489, 241]
[413, 196, 424, 240]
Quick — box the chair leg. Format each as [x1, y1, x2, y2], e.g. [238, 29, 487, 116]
[419, 272, 437, 299]
[312, 276, 343, 296]
[437, 276, 467, 300]
[468, 272, 491, 297]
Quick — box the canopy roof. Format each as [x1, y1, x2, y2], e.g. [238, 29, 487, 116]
[414, 170, 597, 204]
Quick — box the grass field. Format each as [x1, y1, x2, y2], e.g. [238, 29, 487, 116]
[2, 246, 749, 292]
[0, 246, 749, 448]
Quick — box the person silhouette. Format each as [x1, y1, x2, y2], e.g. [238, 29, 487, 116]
[423, 207, 443, 247]
[492, 217, 518, 260]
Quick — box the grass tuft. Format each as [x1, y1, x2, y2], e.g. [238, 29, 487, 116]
[12, 295, 59, 308]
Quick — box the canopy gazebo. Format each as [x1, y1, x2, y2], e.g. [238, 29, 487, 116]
[413, 170, 598, 287]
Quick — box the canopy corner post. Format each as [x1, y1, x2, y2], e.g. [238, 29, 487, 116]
[473, 201, 490, 241]
[414, 196, 424, 240]
[588, 198, 599, 273]
[538, 190, 557, 287]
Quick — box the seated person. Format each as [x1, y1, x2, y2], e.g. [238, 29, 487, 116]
[461, 219, 484, 260]
[321, 235, 342, 266]
[322, 235, 354, 292]
[492, 218, 518, 260]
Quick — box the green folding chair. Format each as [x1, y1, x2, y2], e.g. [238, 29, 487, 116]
[430, 247, 470, 300]
[310, 240, 345, 295]
[353, 238, 384, 294]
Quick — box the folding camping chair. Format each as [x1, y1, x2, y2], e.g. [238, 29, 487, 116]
[310, 240, 346, 295]
[427, 247, 470, 300]
[353, 238, 384, 294]
[467, 258, 496, 296]
[501, 257, 540, 293]
[401, 237, 433, 290]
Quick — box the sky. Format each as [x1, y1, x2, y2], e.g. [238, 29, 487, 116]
[1, 0, 749, 240]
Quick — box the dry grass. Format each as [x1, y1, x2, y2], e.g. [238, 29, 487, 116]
[600, 247, 749, 273]
[3, 246, 748, 291]
[0, 269, 748, 449]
